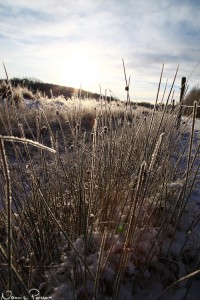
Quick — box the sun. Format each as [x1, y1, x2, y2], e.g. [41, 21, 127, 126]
[61, 50, 99, 91]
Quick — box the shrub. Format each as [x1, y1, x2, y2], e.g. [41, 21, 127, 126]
[184, 86, 200, 117]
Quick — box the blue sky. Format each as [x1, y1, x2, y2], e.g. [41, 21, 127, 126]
[0, 0, 200, 102]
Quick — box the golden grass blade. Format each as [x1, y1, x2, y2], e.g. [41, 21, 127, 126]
[157, 269, 200, 299]
[0, 135, 56, 153]
[0, 138, 12, 290]
[2, 60, 9, 82]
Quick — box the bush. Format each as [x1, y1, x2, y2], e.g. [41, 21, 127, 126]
[184, 86, 200, 117]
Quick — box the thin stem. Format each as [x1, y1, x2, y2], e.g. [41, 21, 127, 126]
[0, 137, 12, 290]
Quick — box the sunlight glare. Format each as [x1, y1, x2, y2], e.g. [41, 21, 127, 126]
[61, 50, 99, 91]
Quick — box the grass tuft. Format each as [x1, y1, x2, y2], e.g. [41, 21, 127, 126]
[0, 69, 200, 299]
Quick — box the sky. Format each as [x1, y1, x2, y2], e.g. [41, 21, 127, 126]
[0, 0, 200, 102]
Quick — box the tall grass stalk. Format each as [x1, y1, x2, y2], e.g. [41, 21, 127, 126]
[157, 268, 200, 299]
[0, 137, 12, 290]
[143, 63, 164, 160]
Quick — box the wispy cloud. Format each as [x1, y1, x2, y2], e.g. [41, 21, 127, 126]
[0, 0, 200, 101]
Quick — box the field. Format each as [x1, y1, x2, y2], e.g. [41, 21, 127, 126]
[0, 78, 200, 300]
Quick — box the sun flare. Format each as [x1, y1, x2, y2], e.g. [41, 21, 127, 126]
[61, 51, 99, 91]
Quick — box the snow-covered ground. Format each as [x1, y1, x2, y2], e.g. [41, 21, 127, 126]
[185, 117, 200, 206]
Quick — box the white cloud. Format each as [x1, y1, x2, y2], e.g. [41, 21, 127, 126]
[0, 0, 199, 101]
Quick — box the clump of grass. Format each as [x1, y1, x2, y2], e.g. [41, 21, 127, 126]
[0, 80, 10, 98]
[0, 78, 43, 109]
[0, 67, 200, 299]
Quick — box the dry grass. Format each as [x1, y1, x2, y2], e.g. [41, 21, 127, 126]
[0, 78, 200, 299]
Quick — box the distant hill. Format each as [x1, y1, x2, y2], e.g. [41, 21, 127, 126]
[0, 77, 108, 100]
[0, 77, 157, 109]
